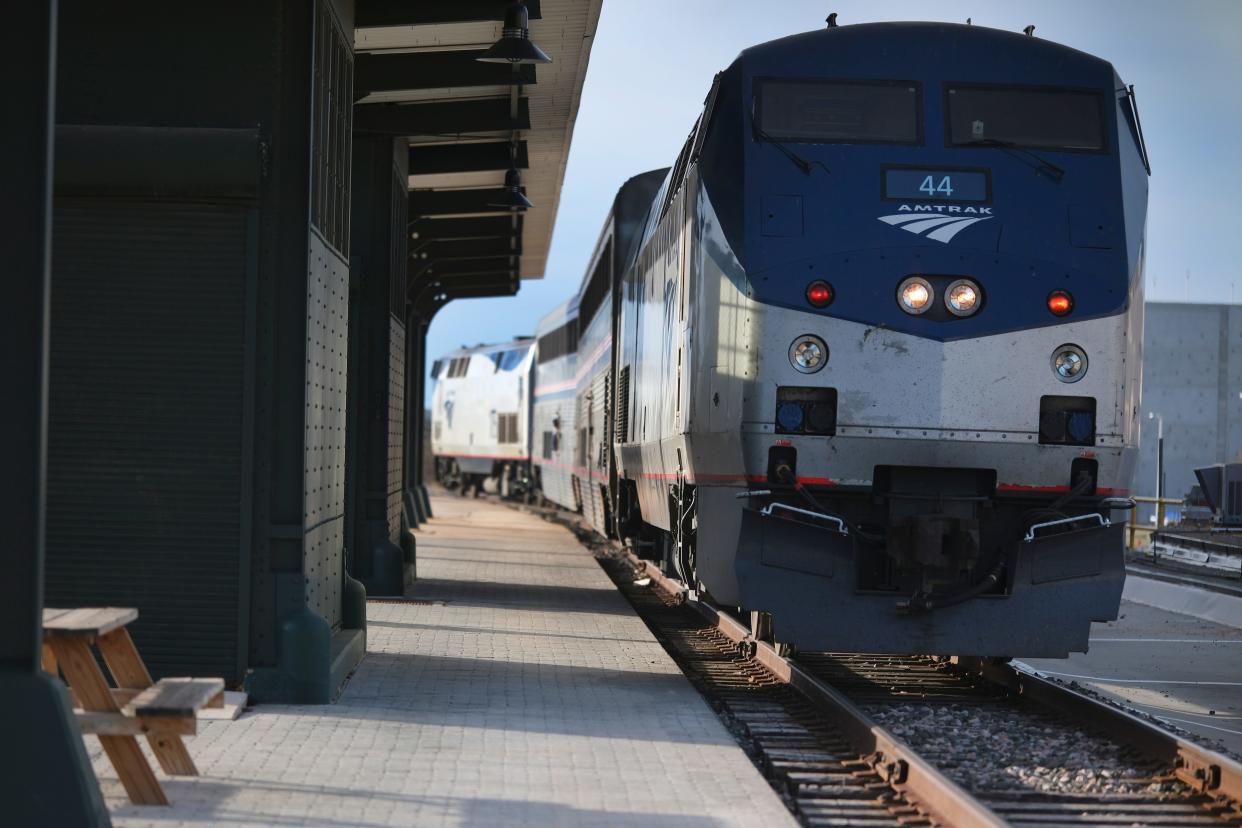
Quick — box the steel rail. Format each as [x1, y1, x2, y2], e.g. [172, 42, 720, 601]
[629, 555, 1006, 828]
[973, 656, 1242, 805]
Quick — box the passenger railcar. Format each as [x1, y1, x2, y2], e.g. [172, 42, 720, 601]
[430, 338, 535, 496]
[530, 300, 580, 511]
[609, 21, 1149, 657]
[568, 170, 668, 537]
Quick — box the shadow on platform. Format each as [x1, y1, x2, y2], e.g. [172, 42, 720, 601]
[111, 777, 733, 827]
[403, 577, 636, 616]
[367, 618, 649, 646]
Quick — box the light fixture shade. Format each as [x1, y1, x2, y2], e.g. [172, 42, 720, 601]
[477, 2, 552, 64]
[488, 167, 534, 210]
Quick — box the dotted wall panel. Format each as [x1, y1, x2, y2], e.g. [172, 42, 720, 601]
[388, 316, 407, 541]
[304, 234, 349, 627]
[304, 518, 342, 623]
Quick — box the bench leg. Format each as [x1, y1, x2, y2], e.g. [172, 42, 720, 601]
[97, 735, 170, 805]
[49, 637, 168, 806]
[97, 628, 199, 776]
[40, 643, 80, 707]
[147, 733, 198, 776]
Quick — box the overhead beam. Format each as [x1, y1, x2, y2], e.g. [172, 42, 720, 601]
[417, 284, 518, 319]
[411, 236, 520, 261]
[409, 215, 520, 241]
[357, 0, 541, 28]
[428, 274, 518, 291]
[410, 188, 527, 217]
[412, 274, 517, 306]
[354, 98, 530, 136]
[355, 51, 535, 95]
[414, 273, 517, 299]
[441, 283, 520, 300]
[419, 256, 516, 277]
[409, 141, 527, 176]
[418, 284, 519, 309]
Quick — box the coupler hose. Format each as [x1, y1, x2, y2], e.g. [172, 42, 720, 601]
[899, 560, 1005, 613]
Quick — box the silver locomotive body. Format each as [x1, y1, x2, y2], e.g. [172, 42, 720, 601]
[614, 22, 1149, 656]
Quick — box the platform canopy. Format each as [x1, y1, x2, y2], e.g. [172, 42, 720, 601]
[354, 0, 602, 311]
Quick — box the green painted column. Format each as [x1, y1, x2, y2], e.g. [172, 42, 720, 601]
[0, 3, 111, 823]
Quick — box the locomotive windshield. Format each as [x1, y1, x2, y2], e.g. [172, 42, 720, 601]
[499, 346, 528, 371]
[756, 79, 919, 143]
[946, 85, 1105, 151]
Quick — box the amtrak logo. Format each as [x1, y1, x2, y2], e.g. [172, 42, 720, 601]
[878, 205, 994, 244]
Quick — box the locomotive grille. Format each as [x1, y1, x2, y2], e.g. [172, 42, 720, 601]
[616, 365, 630, 443]
[498, 412, 519, 444]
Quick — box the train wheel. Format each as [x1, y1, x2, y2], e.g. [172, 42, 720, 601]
[658, 531, 678, 580]
[749, 611, 773, 643]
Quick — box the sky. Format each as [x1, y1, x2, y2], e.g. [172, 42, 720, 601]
[425, 0, 1242, 376]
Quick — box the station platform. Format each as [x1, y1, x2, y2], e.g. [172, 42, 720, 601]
[85, 496, 795, 827]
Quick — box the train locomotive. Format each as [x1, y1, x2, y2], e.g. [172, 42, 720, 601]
[434, 20, 1150, 658]
[430, 338, 535, 497]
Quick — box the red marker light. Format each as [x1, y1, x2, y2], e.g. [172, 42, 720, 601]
[806, 280, 834, 308]
[1047, 290, 1074, 317]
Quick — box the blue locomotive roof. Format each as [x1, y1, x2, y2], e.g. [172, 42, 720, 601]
[690, 21, 1148, 341]
[743, 22, 1112, 75]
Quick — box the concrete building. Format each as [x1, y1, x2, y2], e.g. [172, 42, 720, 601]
[1137, 301, 1242, 522]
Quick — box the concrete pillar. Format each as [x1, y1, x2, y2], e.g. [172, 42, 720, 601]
[0, 3, 111, 822]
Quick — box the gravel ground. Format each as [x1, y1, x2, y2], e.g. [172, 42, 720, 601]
[867, 702, 1186, 795]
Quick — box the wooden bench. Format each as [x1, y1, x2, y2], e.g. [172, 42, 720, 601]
[42, 607, 224, 805]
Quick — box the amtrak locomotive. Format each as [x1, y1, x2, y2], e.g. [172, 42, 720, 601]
[430, 338, 535, 497]
[435, 20, 1150, 658]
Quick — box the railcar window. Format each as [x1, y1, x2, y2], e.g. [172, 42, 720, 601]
[499, 347, 528, 371]
[537, 320, 579, 364]
[946, 86, 1104, 151]
[578, 243, 612, 328]
[756, 79, 919, 144]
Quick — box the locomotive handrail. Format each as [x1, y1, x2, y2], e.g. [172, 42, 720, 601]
[1023, 512, 1108, 543]
[760, 502, 849, 536]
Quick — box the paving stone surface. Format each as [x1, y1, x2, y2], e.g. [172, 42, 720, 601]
[87, 496, 796, 827]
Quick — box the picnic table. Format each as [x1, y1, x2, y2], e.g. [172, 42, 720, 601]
[42, 607, 224, 805]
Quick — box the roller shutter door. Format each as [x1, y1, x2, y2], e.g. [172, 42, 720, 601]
[46, 200, 251, 683]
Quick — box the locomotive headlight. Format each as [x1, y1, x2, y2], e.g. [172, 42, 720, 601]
[898, 276, 933, 315]
[789, 334, 828, 374]
[945, 279, 981, 316]
[1051, 344, 1088, 383]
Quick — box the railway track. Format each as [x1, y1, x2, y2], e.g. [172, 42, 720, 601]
[605, 546, 1242, 827]
[600, 550, 947, 827]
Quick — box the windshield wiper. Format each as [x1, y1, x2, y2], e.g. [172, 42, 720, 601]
[751, 113, 830, 177]
[961, 138, 1064, 182]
